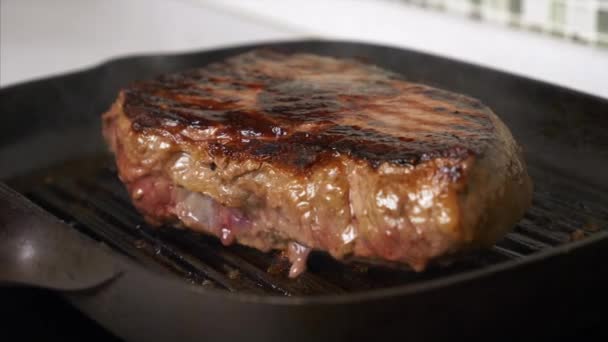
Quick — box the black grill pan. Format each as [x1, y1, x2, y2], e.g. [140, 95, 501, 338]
[1, 40, 607, 341]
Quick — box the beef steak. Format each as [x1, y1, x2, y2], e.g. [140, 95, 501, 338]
[102, 50, 532, 277]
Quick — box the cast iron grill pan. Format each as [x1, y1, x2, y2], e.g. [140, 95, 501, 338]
[1, 41, 607, 341]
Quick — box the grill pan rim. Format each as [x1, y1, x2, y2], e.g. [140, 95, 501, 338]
[3, 38, 608, 105]
[1, 39, 607, 305]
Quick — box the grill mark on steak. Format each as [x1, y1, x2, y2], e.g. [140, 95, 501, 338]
[122, 51, 494, 171]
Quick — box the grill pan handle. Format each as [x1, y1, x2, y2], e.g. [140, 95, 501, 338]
[0, 182, 121, 291]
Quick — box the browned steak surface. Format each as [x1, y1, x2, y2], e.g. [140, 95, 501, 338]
[103, 50, 532, 276]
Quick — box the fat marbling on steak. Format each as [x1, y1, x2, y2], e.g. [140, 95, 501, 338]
[102, 50, 532, 277]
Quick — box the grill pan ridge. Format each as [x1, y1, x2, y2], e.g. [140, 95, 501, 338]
[1, 40, 607, 341]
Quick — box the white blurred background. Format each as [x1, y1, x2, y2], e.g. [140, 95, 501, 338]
[1, 0, 607, 97]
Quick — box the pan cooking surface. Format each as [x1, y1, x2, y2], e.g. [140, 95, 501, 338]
[7, 154, 607, 296]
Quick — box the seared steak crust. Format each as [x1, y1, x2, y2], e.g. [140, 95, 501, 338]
[103, 50, 532, 276]
[122, 51, 491, 170]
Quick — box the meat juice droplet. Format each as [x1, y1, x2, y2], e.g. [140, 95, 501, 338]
[220, 227, 235, 245]
[132, 187, 144, 200]
[287, 242, 311, 278]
